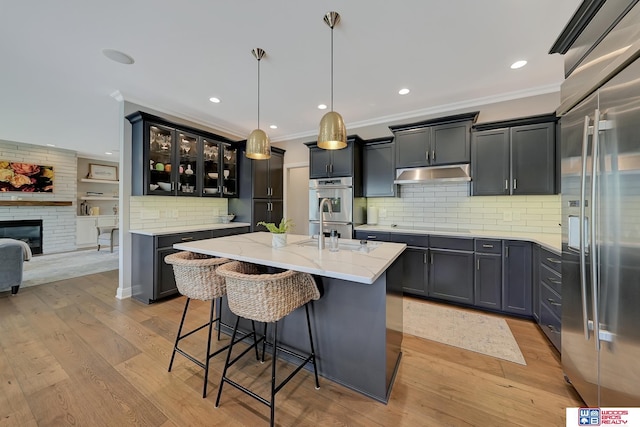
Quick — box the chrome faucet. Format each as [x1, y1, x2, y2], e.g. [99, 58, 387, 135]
[318, 198, 333, 250]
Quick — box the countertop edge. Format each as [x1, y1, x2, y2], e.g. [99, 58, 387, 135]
[355, 225, 561, 253]
[130, 222, 251, 236]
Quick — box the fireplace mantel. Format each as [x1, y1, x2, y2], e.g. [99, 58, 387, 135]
[0, 200, 73, 206]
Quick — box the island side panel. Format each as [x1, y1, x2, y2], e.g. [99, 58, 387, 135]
[385, 256, 404, 398]
[219, 270, 397, 402]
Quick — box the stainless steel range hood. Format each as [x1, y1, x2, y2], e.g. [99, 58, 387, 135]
[394, 164, 471, 184]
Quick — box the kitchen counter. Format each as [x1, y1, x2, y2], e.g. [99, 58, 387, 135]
[174, 232, 406, 285]
[129, 222, 251, 236]
[174, 231, 404, 403]
[355, 224, 561, 253]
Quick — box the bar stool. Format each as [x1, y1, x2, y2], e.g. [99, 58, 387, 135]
[164, 252, 260, 398]
[214, 261, 321, 427]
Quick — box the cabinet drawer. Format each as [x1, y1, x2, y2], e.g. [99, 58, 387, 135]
[389, 233, 428, 248]
[540, 248, 562, 273]
[157, 230, 213, 248]
[540, 282, 562, 319]
[539, 302, 561, 351]
[540, 263, 562, 295]
[354, 231, 390, 242]
[474, 239, 502, 254]
[430, 236, 473, 251]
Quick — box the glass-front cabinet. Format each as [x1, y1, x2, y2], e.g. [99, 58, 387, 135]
[127, 111, 238, 198]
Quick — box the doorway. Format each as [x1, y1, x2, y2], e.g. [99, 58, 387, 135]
[284, 164, 309, 236]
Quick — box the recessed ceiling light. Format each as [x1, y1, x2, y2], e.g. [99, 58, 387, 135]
[510, 60, 527, 69]
[398, 88, 410, 95]
[318, 104, 327, 110]
[269, 125, 278, 129]
[46, 144, 55, 147]
[102, 48, 135, 65]
[209, 97, 221, 103]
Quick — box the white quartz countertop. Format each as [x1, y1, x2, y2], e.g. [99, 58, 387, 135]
[355, 225, 561, 253]
[129, 222, 251, 236]
[173, 232, 406, 285]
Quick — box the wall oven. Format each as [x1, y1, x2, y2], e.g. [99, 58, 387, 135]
[309, 177, 353, 237]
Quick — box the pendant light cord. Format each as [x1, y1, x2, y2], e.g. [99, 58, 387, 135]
[330, 25, 334, 112]
[257, 57, 261, 129]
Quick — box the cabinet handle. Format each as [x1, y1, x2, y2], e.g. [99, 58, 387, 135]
[548, 277, 561, 284]
[482, 244, 494, 248]
[430, 253, 434, 264]
[505, 246, 509, 257]
[513, 179, 517, 190]
[547, 325, 560, 334]
[326, 164, 329, 173]
[426, 151, 429, 162]
[330, 164, 333, 173]
[547, 298, 561, 307]
[366, 235, 378, 239]
[432, 150, 435, 162]
[505, 180, 509, 191]
[423, 253, 427, 264]
[181, 237, 194, 241]
[477, 259, 480, 270]
[546, 257, 561, 264]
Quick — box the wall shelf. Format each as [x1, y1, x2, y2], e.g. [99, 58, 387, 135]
[80, 178, 119, 185]
[0, 200, 73, 206]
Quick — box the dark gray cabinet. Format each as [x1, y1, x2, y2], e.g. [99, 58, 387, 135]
[131, 227, 250, 304]
[471, 115, 557, 196]
[388, 233, 429, 296]
[354, 230, 390, 242]
[126, 111, 238, 198]
[364, 137, 397, 197]
[537, 247, 562, 351]
[229, 147, 285, 232]
[503, 240, 532, 316]
[532, 244, 541, 322]
[306, 135, 363, 178]
[429, 237, 474, 304]
[390, 112, 478, 169]
[474, 239, 502, 309]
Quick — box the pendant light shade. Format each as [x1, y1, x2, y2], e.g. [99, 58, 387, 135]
[246, 48, 271, 160]
[318, 11, 347, 150]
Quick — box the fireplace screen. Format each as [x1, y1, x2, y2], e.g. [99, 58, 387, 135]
[0, 161, 54, 192]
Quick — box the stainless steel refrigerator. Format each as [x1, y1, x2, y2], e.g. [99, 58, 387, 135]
[555, 0, 640, 407]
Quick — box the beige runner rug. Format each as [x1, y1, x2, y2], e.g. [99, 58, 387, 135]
[403, 298, 526, 365]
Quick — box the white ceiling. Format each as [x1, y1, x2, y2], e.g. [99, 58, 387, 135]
[0, 1, 580, 160]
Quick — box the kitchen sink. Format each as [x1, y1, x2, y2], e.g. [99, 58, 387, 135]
[296, 238, 380, 252]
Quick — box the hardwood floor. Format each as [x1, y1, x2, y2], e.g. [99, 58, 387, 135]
[0, 272, 582, 426]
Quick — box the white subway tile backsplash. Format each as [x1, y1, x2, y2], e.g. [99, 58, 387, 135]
[367, 182, 560, 233]
[129, 196, 228, 230]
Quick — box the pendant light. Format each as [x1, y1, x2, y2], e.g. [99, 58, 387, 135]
[246, 48, 271, 159]
[318, 11, 347, 150]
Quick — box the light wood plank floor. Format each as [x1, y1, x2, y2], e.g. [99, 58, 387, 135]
[0, 271, 582, 426]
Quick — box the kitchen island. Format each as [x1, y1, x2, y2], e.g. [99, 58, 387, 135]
[174, 232, 406, 403]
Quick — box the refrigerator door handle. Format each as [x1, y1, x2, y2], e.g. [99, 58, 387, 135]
[579, 115, 591, 341]
[590, 109, 601, 351]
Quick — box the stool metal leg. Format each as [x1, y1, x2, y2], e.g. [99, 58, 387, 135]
[270, 321, 278, 427]
[261, 323, 268, 363]
[202, 297, 216, 398]
[215, 316, 240, 408]
[305, 304, 320, 389]
[216, 297, 222, 341]
[169, 297, 191, 372]
[251, 321, 260, 361]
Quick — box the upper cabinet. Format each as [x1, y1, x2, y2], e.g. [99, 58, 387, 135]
[126, 111, 238, 197]
[364, 137, 397, 198]
[305, 135, 364, 196]
[471, 114, 557, 196]
[390, 112, 478, 169]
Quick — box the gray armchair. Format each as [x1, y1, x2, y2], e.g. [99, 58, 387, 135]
[0, 239, 32, 295]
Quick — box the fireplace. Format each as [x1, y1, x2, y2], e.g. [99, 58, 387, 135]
[0, 220, 43, 254]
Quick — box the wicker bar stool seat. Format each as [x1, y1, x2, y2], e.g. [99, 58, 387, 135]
[164, 252, 260, 398]
[214, 261, 321, 427]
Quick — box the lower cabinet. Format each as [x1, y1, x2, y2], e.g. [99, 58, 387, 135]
[132, 226, 249, 304]
[474, 253, 502, 309]
[76, 215, 118, 247]
[429, 247, 474, 304]
[536, 247, 562, 351]
[503, 240, 532, 316]
[399, 247, 428, 296]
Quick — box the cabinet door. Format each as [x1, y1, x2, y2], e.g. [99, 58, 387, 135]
[147, 123, 176, 195]
[309, 147, 332, 178]
[175, 130, 200, 196]
[252, 200, 271, 231]
[76, 217, 98, 246]
[364, 142, 396, 197]
[401, 248, 428, 296]
[203, 139, 221, 195]
[429, 249, 474, 303]
[269, 152, 284, 199]
[471, 129, 510, 196]
[157, 247, 180, 300]
[268, 199, 284, 226]
[510, 122, 555, 195]
[532, 244, 541, 322]
[395, 128, 430, 168]
[221, 144, 238, 197]
[252, 157, 270, 198]
[431, 121, 471, 165]
[329, 143, 353, 177]
[503, 241, 532, 316]
[474, 254, 502, 309]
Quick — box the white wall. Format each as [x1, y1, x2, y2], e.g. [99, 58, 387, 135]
[0, 139, 77, 253]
